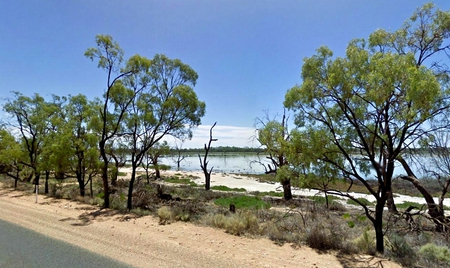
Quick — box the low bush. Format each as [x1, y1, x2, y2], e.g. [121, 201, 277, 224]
[203, 210, 259, 236]
[418, 243, 450, 266]
[386, 233, 416, 267]
[352, 229, 375, 255]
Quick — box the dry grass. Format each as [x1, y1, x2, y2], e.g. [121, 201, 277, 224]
[3, 173, 450, 267]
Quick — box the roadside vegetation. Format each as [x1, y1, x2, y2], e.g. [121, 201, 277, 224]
[2, 173, 450, 267]
[2, 3, 450, 267]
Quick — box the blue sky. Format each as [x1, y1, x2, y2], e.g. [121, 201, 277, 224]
[1, 1, 450, 148]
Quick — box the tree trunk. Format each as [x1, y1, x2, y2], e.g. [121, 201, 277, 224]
[374, 201, 385, 253]
[100, 144, 110, 208]
[127, 166, 137, 210]
[155, 166, 161, 179]
[89, 175, 93, 198]
[281, 179, 292, 201]
[44, 171, 49, 194]
[387, 190, 398, 213]
[78, 173, 85, 197]
[205, 173, 211, 190]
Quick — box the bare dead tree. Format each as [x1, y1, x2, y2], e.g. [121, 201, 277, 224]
[198, 122, 217, 190]
[172, 138, 187, 171]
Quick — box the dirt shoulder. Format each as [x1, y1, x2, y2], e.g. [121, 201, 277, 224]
[0, 184, 400, 268]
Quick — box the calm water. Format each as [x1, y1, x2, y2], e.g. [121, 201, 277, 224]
[159, 153, 433, 178]
[160, 154, 270, 174]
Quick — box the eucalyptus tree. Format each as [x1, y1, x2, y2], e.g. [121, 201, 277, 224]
[284, 4, 450, 253]
[3, 92, 60, 200]
[85, 35, 151, 208]
[255, 111, 293, 200]
[124, 54, 205, 210]
[43, 94, 101, 197]
[142, 141, 170, 179]
[0, 128, 25, 189]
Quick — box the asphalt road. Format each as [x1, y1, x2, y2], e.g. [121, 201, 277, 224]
[0, 219, 130, 268]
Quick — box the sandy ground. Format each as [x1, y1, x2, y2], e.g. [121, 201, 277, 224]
[0, 171, 402, 268]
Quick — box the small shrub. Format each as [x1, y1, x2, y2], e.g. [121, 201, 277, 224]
[419, 243, 450, 264]
[204, 210, 259, 236]
[305, 226, 342, 251]
[386, 233, 416, 267]
[131, 208, 151, 217]
[158, 206, 175, 224]
[352, 230, 376, 255]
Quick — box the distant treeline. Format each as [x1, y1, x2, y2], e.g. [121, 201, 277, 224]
[170, 146, 264, 154]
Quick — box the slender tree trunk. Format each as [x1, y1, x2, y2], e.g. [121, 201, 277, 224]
[89, 175, 93, 198]
[44, 171, 49, 194]
[77, 172, 85, 197]
[127, 164, 137, 210]
[155, 166, 161, 179]
[34, 173, 40, 203]
[100, 142, 110, 208]
[281, 179, 292, 201]
[386, 190, 398, 213]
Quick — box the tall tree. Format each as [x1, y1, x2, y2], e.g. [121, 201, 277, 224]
[3, 92, 59, 201]
[85, 35, 147, 208]
[43, 94, 101, 197]
[0, 128, 25, 189]
[284, 4, 450, 253]
[124, 54, 205, 210]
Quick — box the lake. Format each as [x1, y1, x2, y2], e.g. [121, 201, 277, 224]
[160, 153, 270, 174]
[159, 153, 435, 178]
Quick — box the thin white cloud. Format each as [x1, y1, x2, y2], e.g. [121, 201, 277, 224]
[165, 125, 261, 149]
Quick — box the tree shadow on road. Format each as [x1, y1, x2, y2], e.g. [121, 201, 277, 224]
[337, 254, 396, 268]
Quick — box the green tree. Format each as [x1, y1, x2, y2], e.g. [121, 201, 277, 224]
[284, 4, 450, 253]
[85, 35, 148, 208]
[255, 111, 293, 200]
[3, 92, 59, 201]
[124, 54, 205, 210]
[43, 94, 101, 197]
[0, 128, 25, 189]
[142, 141, 170, 179]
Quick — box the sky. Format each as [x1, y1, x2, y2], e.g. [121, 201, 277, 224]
[1, 0, 450, 148]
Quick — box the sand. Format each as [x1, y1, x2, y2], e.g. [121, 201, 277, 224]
[0, 170, 402, 268]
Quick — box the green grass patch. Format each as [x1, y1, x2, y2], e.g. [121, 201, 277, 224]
[257, 191, 284, 197]
[211, 185, 246, 192]
[308, 195, 342, 204]
[396, 201, 425, 209]
[214, 195, 270, 209]
[165, 177, 197, 186]
[346, 197, 373, 206]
